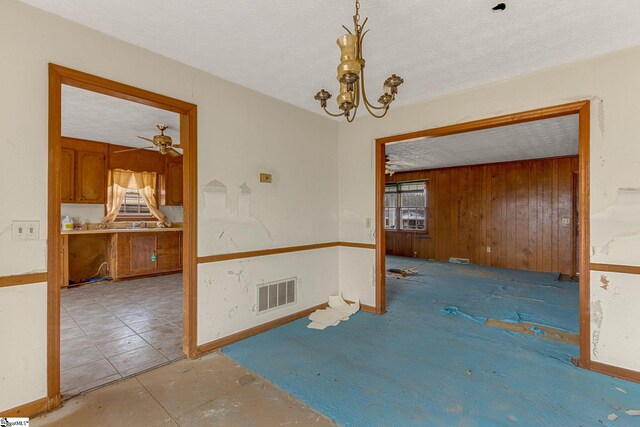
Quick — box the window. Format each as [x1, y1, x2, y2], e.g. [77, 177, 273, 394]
[385, 181, 427, 231]
[118, 188, 151, 217]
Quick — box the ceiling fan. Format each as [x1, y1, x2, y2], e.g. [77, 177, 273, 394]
[385, 155, 415, 176]
[114, 124, 182, 157]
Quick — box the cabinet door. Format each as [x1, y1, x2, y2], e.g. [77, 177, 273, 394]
[130, 235, 157, 272]
[60, 148, 75, 202]
[157, 232, 182, 271]
[76, 151, 106, 203]
[164, 162, 183, 206]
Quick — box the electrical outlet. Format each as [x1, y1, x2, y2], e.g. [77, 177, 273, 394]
[12, 220, 39, 241]
[365, 218, 372, 228]
[561, 218, 570, 225]
[486, 246, 491, 253]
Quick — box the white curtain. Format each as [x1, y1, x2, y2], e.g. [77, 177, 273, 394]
[132, 171, 171, 228]
[99, 169, 171, 228]
[99, 169, 133, 228]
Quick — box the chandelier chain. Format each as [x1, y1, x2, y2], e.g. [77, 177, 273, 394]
[355, 0, 360, 25]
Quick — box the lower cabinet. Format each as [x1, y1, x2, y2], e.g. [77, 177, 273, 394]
[110, 231, 182, 279]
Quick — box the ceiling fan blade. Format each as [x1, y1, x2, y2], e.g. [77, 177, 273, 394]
[137, 136, 157, 144]
[166, 147, 182, 157]
[113, 146, 155, 154]
[172, 144, 183, 149]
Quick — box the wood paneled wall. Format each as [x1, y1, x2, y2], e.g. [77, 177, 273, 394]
[386, 156, 578, 274]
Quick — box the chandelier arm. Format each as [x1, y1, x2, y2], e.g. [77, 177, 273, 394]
[346, 108, 358, 122]
[322, 106, 348, 117]
[359, 67, 390, 111]
[362, 100, 389, 119]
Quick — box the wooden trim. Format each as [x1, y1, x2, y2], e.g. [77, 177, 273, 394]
[182, 105, 198, 359]
[196, 303, 327, 356]
[375, 142, 387, 314]
[589, 361, 640, 384]
[47, 64, 63, 411]
[0, 396, 48, 418]
[337, 241, 376, 249]
[197, 241, 375, 264]
[375, 100, 591, 349]
[52, 64, 195, 114]
[577, 101, 591, 368]
[376, 101, 590, 144]
[0, 272, 47, 288]
[48, 64, 198, 409]
[590, 263, 640, 275]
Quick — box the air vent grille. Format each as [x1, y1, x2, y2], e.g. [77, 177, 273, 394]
[257, 277, 296, 314]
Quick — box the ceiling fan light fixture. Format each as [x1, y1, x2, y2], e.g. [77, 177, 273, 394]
[314, 0, 404, 122]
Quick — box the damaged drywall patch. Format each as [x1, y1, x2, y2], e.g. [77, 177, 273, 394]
[600, 275, 609, 290]
[591, 300, 603, 358]
[591, 188, 640, 263]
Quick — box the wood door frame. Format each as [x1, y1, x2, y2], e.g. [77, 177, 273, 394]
[47, 64, 198, 410]
[375, 100, 591, 367]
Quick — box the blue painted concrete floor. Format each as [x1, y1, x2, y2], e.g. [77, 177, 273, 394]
[223, 257, 640, 426]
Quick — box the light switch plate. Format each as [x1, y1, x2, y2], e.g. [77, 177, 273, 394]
[259, 173, 272, 183]
[12, 220, 40, 240]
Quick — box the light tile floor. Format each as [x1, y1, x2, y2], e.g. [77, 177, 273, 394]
[34, 353, 336, 427]
[60, 274, 183, 398]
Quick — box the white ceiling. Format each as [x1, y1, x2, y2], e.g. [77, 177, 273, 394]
[386, 114, 578, 171]
[20, 0, 640, 115]
[62, 85, 180, 148]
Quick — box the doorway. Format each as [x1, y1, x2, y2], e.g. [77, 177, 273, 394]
[47, 64, 197, 408]
[375, 101, 591, 366]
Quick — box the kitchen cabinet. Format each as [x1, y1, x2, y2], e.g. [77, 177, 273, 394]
[76, 151, 106, 203]
[162, 161, 183, 206]
[60, 148, 75, 202]
[110, 230, 182, 279]
[60, 137, 107, 204]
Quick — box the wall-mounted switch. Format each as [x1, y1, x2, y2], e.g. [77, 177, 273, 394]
[486, 246, 491, 253]
[259, 173, 272, 183]
[12, 220, 40, 241]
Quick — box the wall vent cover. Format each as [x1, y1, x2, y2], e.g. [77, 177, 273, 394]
[257, 277, 297, 314]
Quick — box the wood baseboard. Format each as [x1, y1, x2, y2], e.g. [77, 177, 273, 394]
[0, 396, 48, 418]
[589, 360, 640, 383]
[197, 303, 328, 356]
[196, 299, 378, 357]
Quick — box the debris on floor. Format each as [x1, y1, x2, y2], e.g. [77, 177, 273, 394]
[556, 273, 579, 282]
[608, 413, 618, 421]
[307, 295, 360, 330]
[625, 409, 640, 416]
[386, 267, 418, 278]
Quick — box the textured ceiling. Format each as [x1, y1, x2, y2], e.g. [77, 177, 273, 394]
[62, 85, 180, 148]
[386, 114, 578, 171]
[20, 0, 640, 115]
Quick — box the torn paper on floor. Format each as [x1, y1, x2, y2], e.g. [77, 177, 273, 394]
[308, 294, 360, 330]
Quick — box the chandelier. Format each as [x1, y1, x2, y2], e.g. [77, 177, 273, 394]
[314, 0, 404, 122]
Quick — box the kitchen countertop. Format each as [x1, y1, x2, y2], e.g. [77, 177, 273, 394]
[61, 227, 183, 235]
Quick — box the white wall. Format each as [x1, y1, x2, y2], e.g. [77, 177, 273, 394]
[60, 204, 104, 224]
[0, 0, 337, 412]
[338, 45, 640, 371]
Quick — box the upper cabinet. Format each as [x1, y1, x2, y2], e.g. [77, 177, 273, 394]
[61, 138, 107, 204]
[60, 148, 75, 203]
[163, 160, 183, 206]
